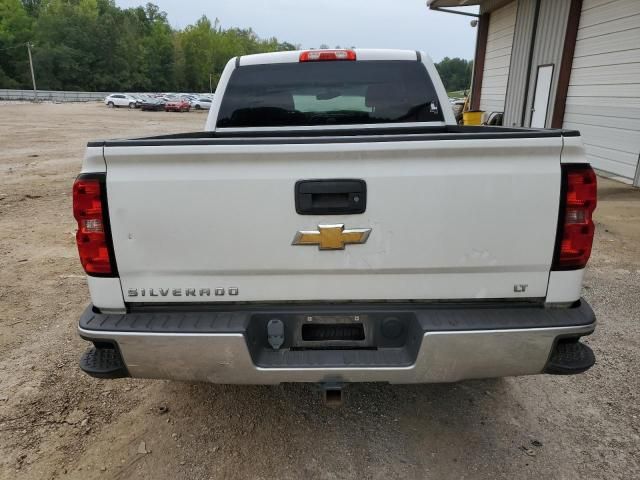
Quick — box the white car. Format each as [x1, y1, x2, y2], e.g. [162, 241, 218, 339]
[76, 49, 597, 399]
[190, 96, 213, 110]
[104, 94, 137, 109]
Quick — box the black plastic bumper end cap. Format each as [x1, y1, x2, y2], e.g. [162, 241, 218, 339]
[544, 341, 595, 375]
[80, 347, 129, 379]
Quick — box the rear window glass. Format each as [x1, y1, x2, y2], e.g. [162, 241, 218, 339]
[217, 60, 443, 128]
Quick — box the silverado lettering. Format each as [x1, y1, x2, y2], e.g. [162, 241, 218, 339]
[127, 288, 237, 297]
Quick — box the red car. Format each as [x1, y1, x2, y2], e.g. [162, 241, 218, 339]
[164, 98, 190, 112]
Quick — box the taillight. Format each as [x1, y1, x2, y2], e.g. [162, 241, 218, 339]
[552, 164, 597, 270]
[299, 49, 357, 62]
[73, 174, 116, 276]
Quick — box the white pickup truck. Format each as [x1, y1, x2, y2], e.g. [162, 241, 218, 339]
[75, 49, 597, 396]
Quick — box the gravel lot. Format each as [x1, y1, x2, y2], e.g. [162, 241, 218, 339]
[0, 102, 639, 480]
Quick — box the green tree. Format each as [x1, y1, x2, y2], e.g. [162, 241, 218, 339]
[31, 0, 102, 90]
[175, 16, 297, 92]
[435, 57, 473, 93]
[0, 0, 33, 87]
[21, 0, 44, 17]
[140, 3, 175, 91]
[0, 1, 296, 91]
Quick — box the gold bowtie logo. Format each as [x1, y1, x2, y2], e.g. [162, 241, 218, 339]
[292, 224, 372, 250]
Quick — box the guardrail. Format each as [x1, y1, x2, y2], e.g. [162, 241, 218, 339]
[0, 89, 112, 102]
[0, 89, 213, 102]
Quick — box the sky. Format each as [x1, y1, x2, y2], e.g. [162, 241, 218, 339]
[116, 0, 479, 62]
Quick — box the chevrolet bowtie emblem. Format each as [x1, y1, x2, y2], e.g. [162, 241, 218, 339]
[292, 224, 372, 250]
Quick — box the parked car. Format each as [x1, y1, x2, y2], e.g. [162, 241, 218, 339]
[140, 97, 166, 111]
[450, 99, 466, 124]
[190, 97, 213, 110]
[164, 98, 190, 112]
[104, 94, 137, 109]
[76, 49, 597, 399]
[130, 95, 147, 108]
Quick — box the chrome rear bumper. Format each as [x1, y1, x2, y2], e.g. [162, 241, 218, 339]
[78, 301, 596, 384]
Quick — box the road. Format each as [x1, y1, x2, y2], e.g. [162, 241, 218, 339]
[0, 103, 638, 479]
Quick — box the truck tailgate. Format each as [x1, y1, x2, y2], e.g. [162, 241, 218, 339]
[103, 136, 562, 303]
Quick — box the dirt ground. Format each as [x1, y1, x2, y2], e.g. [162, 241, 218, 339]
[0, 102, 639, 480]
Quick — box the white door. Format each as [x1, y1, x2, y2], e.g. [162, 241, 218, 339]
[531, 65, 554, 128]
[563, 3, 640, 184]
[117, 95, 131, 107]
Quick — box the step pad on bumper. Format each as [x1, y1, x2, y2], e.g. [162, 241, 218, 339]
[80, 347, 129, 379]
[544, 341, 595, 375]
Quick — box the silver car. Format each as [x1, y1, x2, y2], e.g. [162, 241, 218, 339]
[104, 94, 138, 109]
[190, 96, 213, 110]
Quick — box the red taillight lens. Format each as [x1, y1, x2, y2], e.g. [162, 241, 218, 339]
[553, 165, 597, 270]
[299, 49, 357, 62]
[73, 175, 114, 275]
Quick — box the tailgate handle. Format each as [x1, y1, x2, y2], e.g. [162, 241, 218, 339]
[295, 179, 366, 215]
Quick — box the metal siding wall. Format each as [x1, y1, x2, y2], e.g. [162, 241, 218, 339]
[524, 0, 571, 127]
[479, 0, 515, 13]
[503, 0, 537, 126]
[564, 0, 640, 183]
[479, 1, 517, 115]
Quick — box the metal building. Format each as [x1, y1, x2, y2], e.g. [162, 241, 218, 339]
[429, 0, 640, 186]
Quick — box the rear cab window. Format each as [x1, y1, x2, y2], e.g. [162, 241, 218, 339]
[217, 60, 443, 128]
